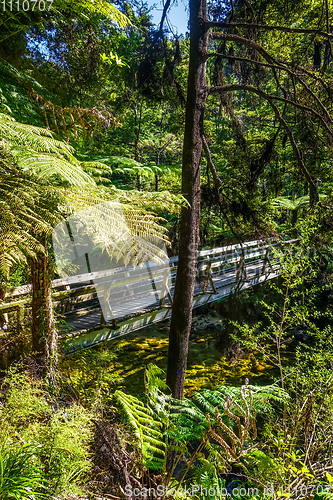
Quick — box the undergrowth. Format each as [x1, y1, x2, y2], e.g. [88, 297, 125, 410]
[0, 365, 94, 497]
[0, 438, 47, 500]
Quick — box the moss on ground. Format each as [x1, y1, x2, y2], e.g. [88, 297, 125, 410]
[62, 317, 277, 399]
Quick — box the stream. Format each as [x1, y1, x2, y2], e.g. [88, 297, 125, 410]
[61, 303, 277, 398]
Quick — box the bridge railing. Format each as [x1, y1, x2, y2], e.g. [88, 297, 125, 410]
[0, 238, 299, 335]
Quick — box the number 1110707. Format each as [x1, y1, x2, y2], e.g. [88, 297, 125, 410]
[2, 0, 53, 10]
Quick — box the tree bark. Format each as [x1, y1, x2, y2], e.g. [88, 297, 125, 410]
[31, 253, 47, 356]
[31, 244, 58, 380]
[166, 0, 209, 400]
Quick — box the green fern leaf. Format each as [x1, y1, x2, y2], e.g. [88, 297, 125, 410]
[115, 390, 166, 470]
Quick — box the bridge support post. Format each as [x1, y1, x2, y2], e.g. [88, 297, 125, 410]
[206, 257, 217, 294]
[16, 305, 23, 332]
[261, 247, 274, 276]
[159, 270, 172, 307]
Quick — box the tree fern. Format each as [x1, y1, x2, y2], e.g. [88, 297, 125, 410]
[273, 195, 326, 211]
[0, 58, 121, 141]
[215, 384, 288, 413]
[167, 384, 287, 444]
[122, 189, 187, 214]
[0, 113, 176, 272]
[0, 113, 94, 187]
[98, 157, 170, 180]
[0, 69, 183, 276]
[0, 120, 177, 275]
[100, 156, 151, 174]
[0, 58, 47, 125]
[0, 0, 131, 45]
[0, 111, 97, 272]
[0, 147, 60, 274]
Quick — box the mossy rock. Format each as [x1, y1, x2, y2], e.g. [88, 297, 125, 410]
[128, 343, 150, 351]
[146, 339, 164, 347]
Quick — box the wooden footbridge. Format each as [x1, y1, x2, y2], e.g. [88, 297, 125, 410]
[0, 238, 297, 352]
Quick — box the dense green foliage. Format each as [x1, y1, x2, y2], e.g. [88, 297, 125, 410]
[1, 0, 333, 497]
[0, 367, 94, 496]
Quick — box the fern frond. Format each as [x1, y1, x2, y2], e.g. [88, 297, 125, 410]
[0, 147, 60, 274]
[0, 57, 121, 139]
[53, 191, 171, 275]
[115, 390, 166, 470]
[0, 113, 96, 187]
[273, 195, 326, 211]
[125, 190, 188, 214]
[12, 150, 94, 187]
[0, 113, 73, 153]
[215, 384, 289, 413]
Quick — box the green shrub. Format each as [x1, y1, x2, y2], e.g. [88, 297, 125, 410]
[0, 368, 94, 496]
[36, 404, 94, 493]
[2, 370, 51, 429]
[234, 239, 333, 494]
[61, 344, 123, 407]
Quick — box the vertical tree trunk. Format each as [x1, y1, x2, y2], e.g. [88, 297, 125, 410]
[134, 100, 143, 191]
[166, 0, 209, 399]
[137, 173, 142, 191]
[134, 100, 143, 162]
[31, 244, 58, 380]
[31, 253, 47, 356]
